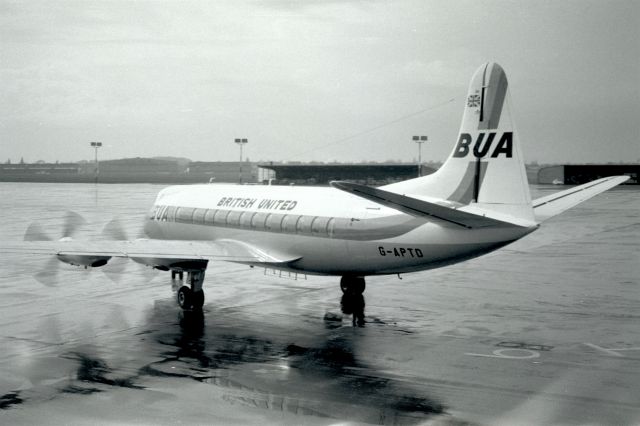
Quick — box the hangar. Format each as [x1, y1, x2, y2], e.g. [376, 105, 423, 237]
[258, 163, 437, 186]
[538, 164, 638, 185]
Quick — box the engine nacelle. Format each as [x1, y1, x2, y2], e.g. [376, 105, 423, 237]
[56, 254, 112, 268]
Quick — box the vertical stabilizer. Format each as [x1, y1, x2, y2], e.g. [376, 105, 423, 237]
[383, 62, 534, 222]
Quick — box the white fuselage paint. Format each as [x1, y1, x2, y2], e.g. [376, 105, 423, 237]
[143, 184, 535, 276]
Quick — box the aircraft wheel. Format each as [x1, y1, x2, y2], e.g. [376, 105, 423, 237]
[340, 276, 366, 295]
[177, 286, 193, 310]
[192, 290, 205, 310]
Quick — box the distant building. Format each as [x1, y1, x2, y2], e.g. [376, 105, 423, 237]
[78, 157, 181, 175]
[0, 162, 79, 177]
[258, 163, 437, 186]
[0, 158, 259, 184]
[538, 164, 639, 185]
[188, 161, 257, 183]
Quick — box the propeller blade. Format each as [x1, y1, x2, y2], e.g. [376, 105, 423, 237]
[34, 257, 62, 287]
[102, 218, 129, 241]
[102, 257, 130, 283]
[24, 222, 52, 241]
[61, 211, 87, 239]
[102, 257, 161, 284]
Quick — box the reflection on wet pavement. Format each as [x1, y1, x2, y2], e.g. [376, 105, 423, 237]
[135, 298, 445, 424]
[0, 392, 23, 409]
[5, 292, 446, 424]
[341, 293, 366, 327]
[63, 352, 145, 393]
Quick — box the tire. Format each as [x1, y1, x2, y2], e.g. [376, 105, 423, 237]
[177, 286, 193, 310]
[340, 276, 366, 295]
[192, 290, 205, 310]
[340, 278, 349, 293]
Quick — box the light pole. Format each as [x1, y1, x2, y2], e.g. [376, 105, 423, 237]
[412, 135, 427, 177]
[234, 138, 248, 183]
[90, 142, 102, 184]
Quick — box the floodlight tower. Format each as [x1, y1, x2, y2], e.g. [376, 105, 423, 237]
[412, 135, 427, 177]
[235, 138, 248, 183]
[90, 142, 102, 184]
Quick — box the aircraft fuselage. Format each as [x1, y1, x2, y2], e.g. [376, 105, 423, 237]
[143, 183, 534, 276]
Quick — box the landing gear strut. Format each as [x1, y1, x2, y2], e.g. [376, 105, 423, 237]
[177, 269, 206, 310]
[340, 275, 366, 295]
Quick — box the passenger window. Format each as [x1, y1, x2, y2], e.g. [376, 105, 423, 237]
[192, 208, 206, 224]
[176, 207, 195, 223]
[213, 209, 229, 226]
[251, 212, 268, 229]
[240, 211, 254, 228]
[281, 215, 299, 233]
[265, 213, 283, 232]
[311, 216, 330, 234]
[296, 216, 312, 234]
[166, 206, 177, 222]
[204, 209, 216, 225]
[226, 211, 242, 226]
[326, 217, 335, 237]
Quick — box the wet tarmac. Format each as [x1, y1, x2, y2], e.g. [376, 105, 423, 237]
[0, 182, 639, 425]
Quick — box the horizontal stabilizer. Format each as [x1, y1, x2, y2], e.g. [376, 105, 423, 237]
[533, 176, 629, 222]
[331, 181, 522, 229]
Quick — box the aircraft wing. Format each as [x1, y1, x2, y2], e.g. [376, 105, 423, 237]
[331, 181, 525, 229]
[2, 239, 301, 269]
[533, 176, 630, 222]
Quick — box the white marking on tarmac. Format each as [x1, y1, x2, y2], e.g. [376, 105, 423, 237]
[584, 343, 640, 357]
[465, 348, 541, 359]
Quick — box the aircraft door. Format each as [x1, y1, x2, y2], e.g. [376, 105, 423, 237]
[344, 206, 381, 270]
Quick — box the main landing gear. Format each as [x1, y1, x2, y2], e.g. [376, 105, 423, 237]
[340, 275, 366, 295]
[173, 269, 206, 311]
[339, 276, 366, 327]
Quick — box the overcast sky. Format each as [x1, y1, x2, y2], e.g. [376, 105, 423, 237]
[1, 0, 638, 164]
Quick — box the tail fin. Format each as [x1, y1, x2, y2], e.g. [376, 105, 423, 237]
[383, 62, 534, 222]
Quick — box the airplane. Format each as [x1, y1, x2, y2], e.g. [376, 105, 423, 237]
[18, 62, 629, 311]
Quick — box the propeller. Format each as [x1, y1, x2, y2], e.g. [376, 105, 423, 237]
[61, 211, 87, 239]
[25, 211, 89, 287]
[24, 211, 87, 241]
[32, 253, 92, 287]
[101, 217, 159, 284]
[101, 256, 161, 285]
[102, 216, 146, 241]
[33, 257, 63, 287]
[102, 217, 129, 241]
[102, 256, 132, 283]
[23, 222, 51, 242]
[25, 213, 160, 287]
